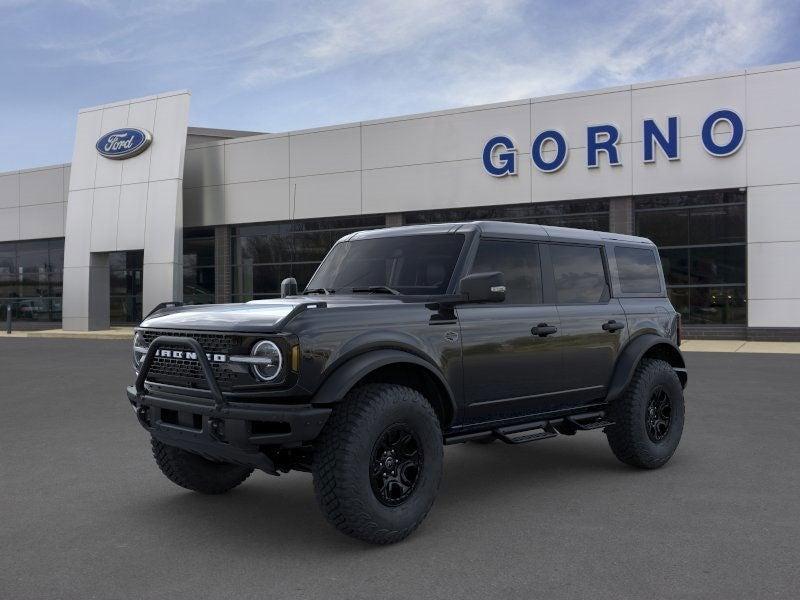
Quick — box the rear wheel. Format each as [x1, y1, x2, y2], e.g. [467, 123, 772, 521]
[605, 358, 685, 469]
[151, 438, 253, 494]
[312, 383, 443, 544]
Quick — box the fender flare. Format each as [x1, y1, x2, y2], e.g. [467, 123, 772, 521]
[605, 334, 686, 403]
[311, 349, 457, 424]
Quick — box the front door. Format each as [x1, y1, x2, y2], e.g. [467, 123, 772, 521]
[458, 238, 563, 424]
[548, 243, 627, 406]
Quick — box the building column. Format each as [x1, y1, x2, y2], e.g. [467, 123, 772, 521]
[214, 225, 232, 304]
[609, 197, 634, 235]
[62, 252, 111, 330]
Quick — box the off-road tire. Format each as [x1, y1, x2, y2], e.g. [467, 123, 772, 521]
[151, 438, 253, 494]
[605, 358, 684, 469]
[312, 383, 443, 544]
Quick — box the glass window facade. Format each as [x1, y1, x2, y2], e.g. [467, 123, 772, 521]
[0, 238, 64, 323]
[635, 189, 746, 325]
[109, 250, 143, 324]
[184, 227, 216, 305]
[404, 199, 611, 230]
[231, 215, 385, 301]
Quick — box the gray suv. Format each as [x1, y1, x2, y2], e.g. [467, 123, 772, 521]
[128, 221, 687, 544]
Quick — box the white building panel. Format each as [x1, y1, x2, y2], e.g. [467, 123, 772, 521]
[89, 186, 120, 252]
[362, 102, 530, 170]
[19, 166, 64, 206]
[0, 207, 19, 240]
[148, 92, 191, 182]
[533, 88, 632, 148]
[631, 74, 746, 141]
[19, 202, 64, 239]
[364, 158, 531, 215]
[290, 126, 361, 177]
[225, 135, 289, 184]
[121, 99, 157, 185]
[0, 173, 19, 209]
[69, 109, 104, 192]
[116, 183, 148, 250]
[94, 104, 128, 189]
[747, 184, 800, 244]
[225, 178, 291, 224]
[746, 126, 800, 187]
[632, 139, 747, 195]
[292, 171, 361, 220]
[746, 66, 800, 130]
[532, 144, 632, 202]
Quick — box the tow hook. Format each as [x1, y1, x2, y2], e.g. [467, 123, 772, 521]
[209, 417, 225, 441]
[135, 406, 150, 427]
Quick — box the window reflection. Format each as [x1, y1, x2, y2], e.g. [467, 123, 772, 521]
[636, 189, 746, 325]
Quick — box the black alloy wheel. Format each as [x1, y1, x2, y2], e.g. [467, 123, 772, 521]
[369, 424, 423, 506]
[645, 386, 672, 442]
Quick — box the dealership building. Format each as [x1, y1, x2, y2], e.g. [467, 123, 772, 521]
[1, 60, 799, 339]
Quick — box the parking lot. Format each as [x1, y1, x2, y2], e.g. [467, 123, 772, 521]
[1, 338, 798, 600]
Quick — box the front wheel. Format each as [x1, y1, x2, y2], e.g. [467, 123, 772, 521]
[151, 438, 253, 494]
[605, 358, 685, 469]
[312, 383, 443, 544]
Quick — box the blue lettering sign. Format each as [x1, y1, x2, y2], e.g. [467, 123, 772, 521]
[643, 116, 679, 162]
[482, 136, 517, 176]
[701, 109, 745, 157]
[531, 130, 568, 173]
[587, 124, 621, 168]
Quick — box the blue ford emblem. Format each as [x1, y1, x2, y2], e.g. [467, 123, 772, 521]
[96, 128, 152, 160]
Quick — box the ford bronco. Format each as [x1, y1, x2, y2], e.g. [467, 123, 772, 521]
[128, 221, 687, 544]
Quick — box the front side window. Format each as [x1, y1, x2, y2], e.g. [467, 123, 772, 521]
[551, 244, 609, 304]
[469, 239, 542, 304]
[306, 234, 465, 295]
[615, 246, 662, 294]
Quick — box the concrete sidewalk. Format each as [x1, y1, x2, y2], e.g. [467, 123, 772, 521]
[681, 339, 800, 354]
[0, 327, 134, 340]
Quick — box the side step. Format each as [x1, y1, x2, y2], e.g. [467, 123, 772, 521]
[496, 428, 557, 444]
[444, 410, 614, 446]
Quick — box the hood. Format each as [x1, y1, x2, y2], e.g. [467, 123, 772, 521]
[139, 295, 407, 332]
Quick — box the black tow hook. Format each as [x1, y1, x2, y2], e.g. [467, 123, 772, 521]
[135, 406, 150, 427]
[209, 417, 225, 441]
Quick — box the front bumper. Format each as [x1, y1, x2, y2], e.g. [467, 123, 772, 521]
[127, 334, 330, 473]
[127, 386, 331, 473]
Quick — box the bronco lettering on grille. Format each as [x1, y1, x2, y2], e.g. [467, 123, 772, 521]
[155, 349, 227, 363]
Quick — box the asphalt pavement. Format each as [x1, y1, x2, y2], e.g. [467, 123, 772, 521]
[1, 338, 798, 599]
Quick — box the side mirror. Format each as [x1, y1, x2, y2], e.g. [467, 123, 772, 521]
[458, 271, 506, 303]
[280, 277, 298, 298]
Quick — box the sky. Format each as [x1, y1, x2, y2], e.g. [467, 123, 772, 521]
[0, 0, 798, 171]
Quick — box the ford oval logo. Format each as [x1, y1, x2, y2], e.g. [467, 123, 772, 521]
[95, 128, 152, 160]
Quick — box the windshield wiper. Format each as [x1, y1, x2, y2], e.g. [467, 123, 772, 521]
[304, 287, 335, 295]
[351, 285, 401, 295]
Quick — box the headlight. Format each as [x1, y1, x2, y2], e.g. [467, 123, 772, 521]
[250, 340, 283, 382]
[133, 331, 148, 370]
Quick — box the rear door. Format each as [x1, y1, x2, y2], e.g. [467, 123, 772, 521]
[547, 242, 627, 407]
[458, 238, 563, 424]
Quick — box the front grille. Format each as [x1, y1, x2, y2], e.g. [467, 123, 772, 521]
[141, 329, 245, 390]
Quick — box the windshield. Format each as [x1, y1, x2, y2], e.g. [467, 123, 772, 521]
[306, 234, 465, 295]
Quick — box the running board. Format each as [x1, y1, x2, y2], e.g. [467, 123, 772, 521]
[444, 409, 613, 446]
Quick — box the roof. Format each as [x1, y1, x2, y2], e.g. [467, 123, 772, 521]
[348, 221, 654, 246]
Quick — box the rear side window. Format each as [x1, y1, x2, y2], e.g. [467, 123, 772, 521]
[550, 244, 609, 304]
[615, 246, 662, 294]
[470, 239, 542, 304]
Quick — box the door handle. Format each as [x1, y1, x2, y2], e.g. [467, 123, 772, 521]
[531, 323, 558, 337]
[602, 320, 625, 332]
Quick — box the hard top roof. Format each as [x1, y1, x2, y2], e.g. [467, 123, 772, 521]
[346, 221, 654, 246]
